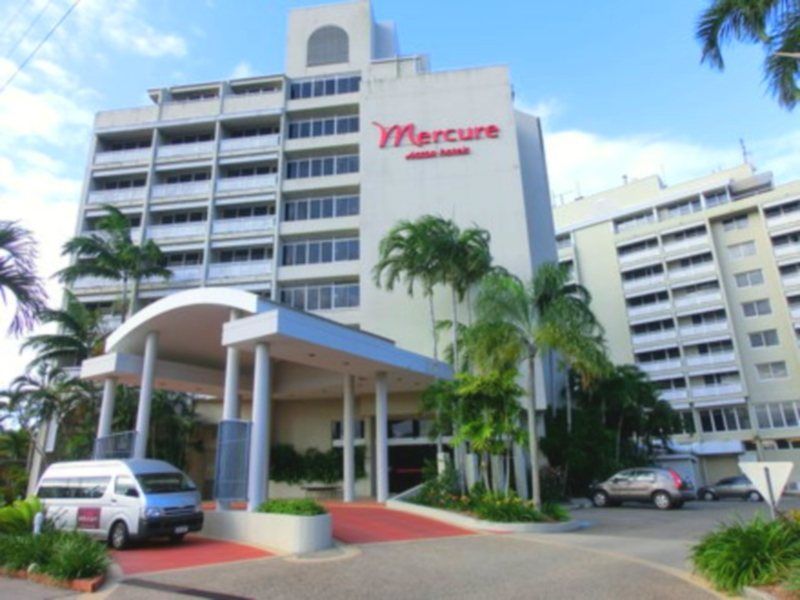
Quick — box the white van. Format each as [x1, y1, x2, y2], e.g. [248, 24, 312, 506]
[36, 459, 203, 549]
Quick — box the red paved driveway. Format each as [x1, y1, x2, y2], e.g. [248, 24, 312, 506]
[113, 535, 271, 575]
[324, 502, 474, 544]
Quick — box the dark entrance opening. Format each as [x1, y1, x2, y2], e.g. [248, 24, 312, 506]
[389, 444, 436, 494]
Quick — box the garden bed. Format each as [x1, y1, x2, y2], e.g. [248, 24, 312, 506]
[0, 566, 105, 593]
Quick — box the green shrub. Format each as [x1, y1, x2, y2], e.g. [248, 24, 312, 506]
[541, 502, 571, 523]
[269, 444, 366, 484]
[43, 532, 109, 580]
[469, 492, 544, 523]
[691, 515, 800, 593]
[413, 462, 460, 509]
[256, 498, 326, 516]
[0, 532, 56, 571]
[0, 497, 43, 535]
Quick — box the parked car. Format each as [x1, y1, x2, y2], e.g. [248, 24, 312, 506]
[697, 475, 762, 502]
[36, 459, 203, 549]
[590, 467, 696, 510]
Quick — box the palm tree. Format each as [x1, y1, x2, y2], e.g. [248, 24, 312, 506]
[1, 364, 89, 430]
[697, 0, 800, 109]
[470, 263, 607, 507]
[0, 221, 47, 335]
[21, 290, 105, 369]
[56, 205, 171, 321]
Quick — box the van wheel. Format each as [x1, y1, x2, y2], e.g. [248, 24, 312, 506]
[653, 491, 673, 510]
[747, 491, 762, 502]
[169, 533, 185, 544]
[592, 491, 610, 508]
[109, 521, 130, 550]
[702, 491, 716, 502]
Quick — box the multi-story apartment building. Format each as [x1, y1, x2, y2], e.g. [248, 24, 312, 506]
[67, 0, 556, 498]
[554, 164, 800, 485]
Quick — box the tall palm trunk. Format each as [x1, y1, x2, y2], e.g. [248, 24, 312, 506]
[527, 355, 542, 508]
[428, 292, 446, 470]
[120, 275, 129, 323]
[615, 415, 624, 464]
[566, 375, 573, 433]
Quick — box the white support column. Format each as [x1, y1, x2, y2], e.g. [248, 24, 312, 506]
[375, 371, 389, 503]
[247, 342, 271, 512]
[97, 378, 117, 439]
[222, 346, 241, 421]
[342, 374, 356, 503]
[134, 331, 158, 458]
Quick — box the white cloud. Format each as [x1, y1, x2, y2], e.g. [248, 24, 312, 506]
[230, 60, 256, 79]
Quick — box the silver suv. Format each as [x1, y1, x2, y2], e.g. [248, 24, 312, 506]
[591, 467, 696, 510]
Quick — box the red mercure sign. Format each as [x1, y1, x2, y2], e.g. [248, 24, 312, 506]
[372, 121, 500, 161]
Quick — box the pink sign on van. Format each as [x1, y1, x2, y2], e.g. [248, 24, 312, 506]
[76, 507, 101, 529]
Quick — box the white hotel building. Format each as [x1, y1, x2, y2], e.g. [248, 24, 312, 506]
[69, 0, 556, 503]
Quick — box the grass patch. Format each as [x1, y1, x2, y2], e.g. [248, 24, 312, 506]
[691, 515, 800, 593]
[256, 498, 326, 516]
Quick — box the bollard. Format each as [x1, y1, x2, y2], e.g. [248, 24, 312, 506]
[33, 511, 43, 535]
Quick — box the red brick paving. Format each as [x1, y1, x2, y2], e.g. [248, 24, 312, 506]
[324, 502, 474, 544]
[112, 535, 271, 575]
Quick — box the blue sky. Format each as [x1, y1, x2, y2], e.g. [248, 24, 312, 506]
[0, 0, 798, 385]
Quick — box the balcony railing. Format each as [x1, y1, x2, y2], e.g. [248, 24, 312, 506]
[678, 321, 729, 338]
[668, 263, 716, 281]
[618, 247, 660, 265]
[158, 265, 203, 283]
[147, 222, 207, 240]
[662, 235, 708, 254]
[690, 383, 743, 398]
[212, 216, 275, 235]
[659, 389, 689, 401]
[674, 291, 722, 309]
[216, 174, 277, 193]
[151, 180, 211, 199]
[774, 242, 800, 258]
[160, 98, 219, 121]
[208, 260, 272, 280]
[686, 352, 736, 368]
[781, 272, 800, 288]
[157, 141, 215, 160]
[791, 306, 800, 320]
[622, 274, 667, 291]
[631, 329, 677, 346]
[766, 211, 800, 229]
[219, 135, 280, 154]
[638, 359, 683, 373]
[94, 148, 151, 165]
[71, 275, 118, 289]
[627, 302, 671, 318]
[87, 187, 146, 205]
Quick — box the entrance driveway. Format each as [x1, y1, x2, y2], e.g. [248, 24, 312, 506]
[324, 501, 474, 544]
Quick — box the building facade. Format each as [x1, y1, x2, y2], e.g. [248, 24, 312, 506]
[68, 0, 556, 498]
[553, 164, 800, 484]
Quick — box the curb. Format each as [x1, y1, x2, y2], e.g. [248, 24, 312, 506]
[742, 587, 778, 600]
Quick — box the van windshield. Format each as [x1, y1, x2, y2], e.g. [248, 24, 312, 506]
[136, 472, 196, 494]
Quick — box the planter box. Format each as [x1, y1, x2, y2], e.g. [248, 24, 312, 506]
[0, 567, 105, 593]
[386, 498, 584, 534]
[202, 510, 332, 554]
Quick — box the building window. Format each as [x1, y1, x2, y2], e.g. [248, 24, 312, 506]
[658, 196, 702, 221]
[285, 154, 359, 179]
[734, 269, 764, 288]
[222, 165, 275, 179]
[165, 171, 210, 184]
[289, 74, 361, 100]
[755, 402, 800, 429]
[279, 281, 359, 310]
[742, 299, 771, 318]
[698, 406, 750, 433]
[331, 419, 365, 441]
[765, 200, 800, 219]
[677, 411, 695, 434]
[749, 329, 779, 348]
[284, 195, 359, 221]
[228, 125, 280, 138]
[617, 237, 658, 257]
[613, 210, 655, 233]
[772, 230, 800, 250]
[219, 205, 273, 219]
[165, 251, 202, 266]
[728, 240, 756, 259]
[287, 114, 359, 139]
[704, 189, 729, 208]
[216, 247, 270, 263]
[282, 237, 359, 266]
[756, 361, 788, 380]
[307, 25, 349, 67]
[722, 214, 748, 231]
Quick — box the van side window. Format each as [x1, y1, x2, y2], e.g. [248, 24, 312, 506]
[76, 477, 110, 499]
[115, 476, 138, 497]
[37, 478, 70, 498]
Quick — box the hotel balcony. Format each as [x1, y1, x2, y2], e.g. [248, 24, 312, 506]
[668, 262, 716, 282]
[216, 174, 277, 194]
[219, 134, 280, 155]
[674, 290, 723, 310]
[781, 272, 800, 289]
[87, 187, 146, 205]
[148, 265, 203, 284]
[151, 180, 211, 200]
[156, 141, 215, 161]
[678, 321, 729, 338]
[627, 301, 671, 319]
[685, 352, 737, 369]
[659, 389, 689, 402]
[618, 246, 661, 266]
[631, 329, 678, 346]
[212, 215, 276, 236]
[71, 275, 118, 290]
[662, 235, 709, 255]
[774, 242, 800, 259]
[221, 91, 284, 115]
[146, 222, 207, 241]
[622, 273, 667, 292]
[767, 210, 800, 230]
[208, 260, 272, 281]
[638, 359, 682, 374]
[160, 98, 220, 121]
[791, 305, 800, 321]
[95, 106, 159, 130]
[690, 383, 743, 398]
[94, 148, 151, 166]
